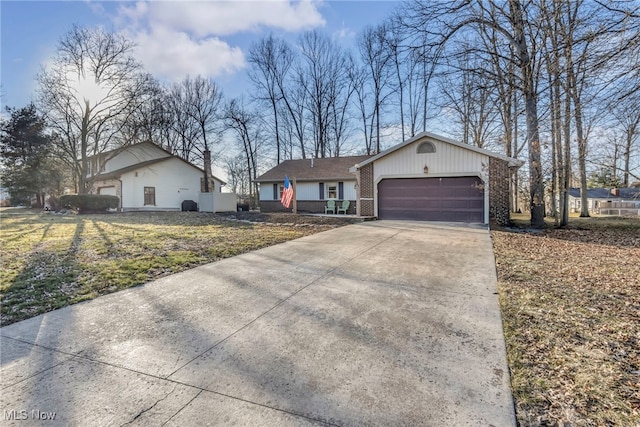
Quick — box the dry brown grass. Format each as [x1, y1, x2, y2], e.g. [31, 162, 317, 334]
[492, 216, 640, 426]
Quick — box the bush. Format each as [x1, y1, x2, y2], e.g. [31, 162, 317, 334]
[46, 196, 61, 211]
[59, 194, 119, 213]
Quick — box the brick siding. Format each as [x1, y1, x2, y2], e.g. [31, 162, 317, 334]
[489, 157, 511, 226]
[260, 200, 356, 215]
[359, 163, 375, 216]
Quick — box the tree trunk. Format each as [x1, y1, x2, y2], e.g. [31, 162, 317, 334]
[561, 90, 572, 227]
[575, 102, 590, 217]
[203, 149, 212, 193]
[509, 0, 545, 227]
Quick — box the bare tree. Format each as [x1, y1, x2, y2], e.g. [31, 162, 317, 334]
[164, 82, 200, 162]
[37, 25, 155, 193]
[184, 75, 223, 192]
[358, 24, 392, 154]
[439, 46, 501, 149]
[611, 93, 640, 186]
[402, 0, 547, 227]
[224, 154, 249, 196]
[223, 98, 261, 205]
[348, 57, 375, 155]
[247, 35, 294, 163]
[297, 30, 349, 158]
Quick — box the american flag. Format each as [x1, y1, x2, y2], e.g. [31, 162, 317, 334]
[280, 175, 294, 208]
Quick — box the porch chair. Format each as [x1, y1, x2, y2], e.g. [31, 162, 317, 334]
[337, 200, 350, 214]
[325, 199, 336, 214]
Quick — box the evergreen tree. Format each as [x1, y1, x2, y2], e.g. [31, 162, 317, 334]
[0, 104, 64, 207]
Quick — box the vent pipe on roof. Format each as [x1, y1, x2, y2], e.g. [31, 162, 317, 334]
[311, 158, 314, 168]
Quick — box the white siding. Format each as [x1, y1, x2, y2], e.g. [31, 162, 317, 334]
[259, 184, 276, 201]
[374, 139, 487, 180]
[104, 144, 167, 173]
[120, 158, 202, 210]
[295, 182, 321, 200]
[259, 180, 357, 201]
[343, 181, 357, 200]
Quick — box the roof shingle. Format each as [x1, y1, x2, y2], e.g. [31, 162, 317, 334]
[256, 155, 372, 182]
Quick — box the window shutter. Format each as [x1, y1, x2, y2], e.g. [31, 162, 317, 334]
[319, 182, 324, 200]
[338, 182, 344, 200]
[273, 183, 278, 200]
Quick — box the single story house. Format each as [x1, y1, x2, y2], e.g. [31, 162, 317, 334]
[256, 155, 373, 214]
[568, 187, 640, 215]
[258, 132, 522, 225]
[352, 132, 522, 225]
[88, 141, 227, 211]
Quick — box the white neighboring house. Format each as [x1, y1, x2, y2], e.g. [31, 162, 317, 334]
[88, 141, 226, 211]
[0, 187, 10, 207]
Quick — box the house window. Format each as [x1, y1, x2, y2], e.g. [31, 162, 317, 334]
[326, 183, 338, 199]
[144, 187, 156, 206]
[273, 184, 278, 200]
[279, 184, 285, 200]
[417, 141, 436, 153]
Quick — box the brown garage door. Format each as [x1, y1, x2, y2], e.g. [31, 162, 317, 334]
[378, 177, 484, 222]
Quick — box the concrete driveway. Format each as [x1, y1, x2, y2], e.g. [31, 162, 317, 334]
[1, 221, 515, 426]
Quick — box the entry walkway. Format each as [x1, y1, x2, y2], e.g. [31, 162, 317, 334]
[1, 221, 515, 426]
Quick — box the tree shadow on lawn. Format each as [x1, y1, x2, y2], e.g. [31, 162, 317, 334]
[1, 221, 85, 326]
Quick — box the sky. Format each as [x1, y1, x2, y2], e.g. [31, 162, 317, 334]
[0, 0, 402, 110]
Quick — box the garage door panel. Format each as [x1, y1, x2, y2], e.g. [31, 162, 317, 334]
[378, 177, 484, 222]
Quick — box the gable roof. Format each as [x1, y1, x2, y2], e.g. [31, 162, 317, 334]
[569, 187, 640, 199]
[87, 141, 165, 160]
[256, 155, 373, 183]
[92, 141, 226, 184]
[352, 132, 523, 169]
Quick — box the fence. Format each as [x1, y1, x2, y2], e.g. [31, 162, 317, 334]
[596, 201, 640, 216]
[199, 192, 238, 213]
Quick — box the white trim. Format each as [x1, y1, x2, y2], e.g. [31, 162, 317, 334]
[354, 132, 523, 169]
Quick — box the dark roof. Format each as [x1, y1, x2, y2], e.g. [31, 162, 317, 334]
[256, 155, 373, 183]
[568, 187, 640, 199]
[94, 156, 227, 185]
[620, 188, 640, 199]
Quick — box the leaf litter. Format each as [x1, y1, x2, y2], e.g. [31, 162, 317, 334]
[492, 218, 639, 426]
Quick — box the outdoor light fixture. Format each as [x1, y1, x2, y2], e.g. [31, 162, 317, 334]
[423, 165, 429, 174]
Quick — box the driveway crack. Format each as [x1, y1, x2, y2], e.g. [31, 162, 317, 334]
[119, 384, 177, 426]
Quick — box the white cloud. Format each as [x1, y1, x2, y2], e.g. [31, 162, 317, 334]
[130, 26, 245, 81]
[115, 0, 325, 82]
[120, 0, 325, 37]
[333, 26, 356, 41]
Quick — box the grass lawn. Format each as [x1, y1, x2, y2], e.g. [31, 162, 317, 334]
[2, 209, 638, 424]
[492, 215, 640, 426]
[0, 210, 356, 326]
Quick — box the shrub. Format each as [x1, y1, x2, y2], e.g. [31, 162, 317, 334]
[59, 194, 119, 213]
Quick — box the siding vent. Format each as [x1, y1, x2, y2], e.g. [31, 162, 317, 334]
[417, 141, 436, 153]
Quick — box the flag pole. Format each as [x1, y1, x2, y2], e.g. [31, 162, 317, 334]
[292, 177, 297, 215]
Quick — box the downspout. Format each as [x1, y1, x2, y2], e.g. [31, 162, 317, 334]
[117, 178, 123, 212]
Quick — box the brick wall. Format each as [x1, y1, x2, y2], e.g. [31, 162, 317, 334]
[489, 158, 511, 226]
[359, 163, 374, 216]
[260, 200, 356, 214]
